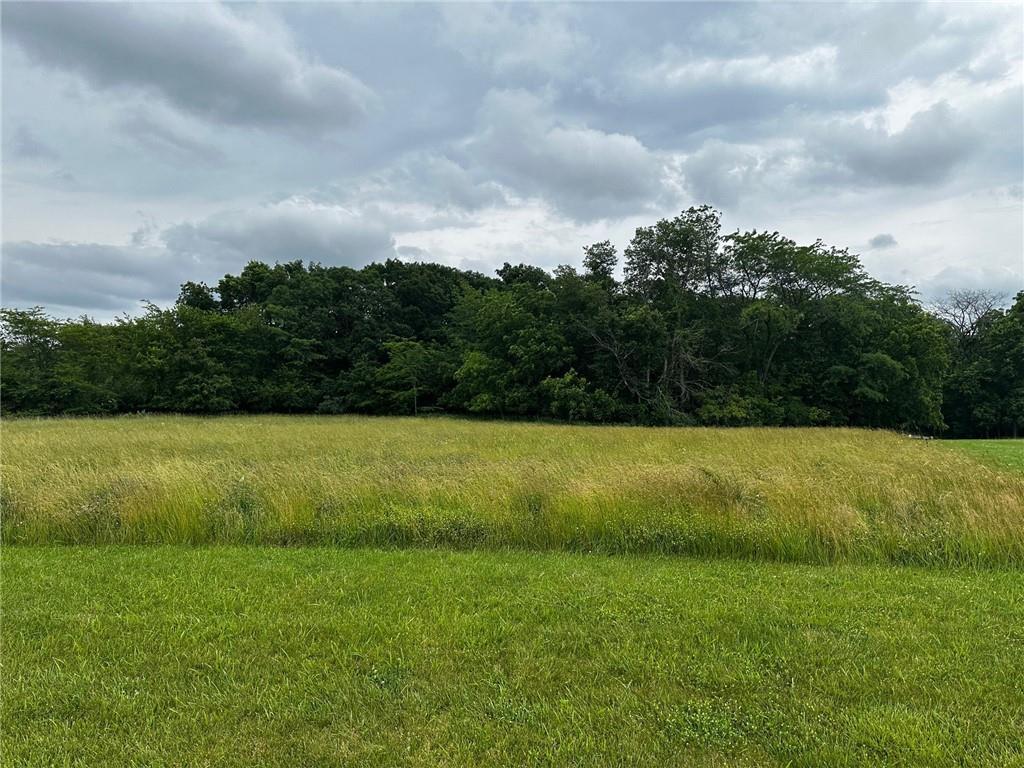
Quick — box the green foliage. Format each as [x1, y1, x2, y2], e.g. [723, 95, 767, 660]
[942, 292, 1024, 437]
[581, 239, 618, 288]
[540, 370, 618, 422]
[0, 209, 996, 434]
[377, 340, 451, 415]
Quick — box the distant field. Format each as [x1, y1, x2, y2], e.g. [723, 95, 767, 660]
[5, 546, 1022, 768]
[3, 416, 1023, 565]
[945, 439, 1024, 473]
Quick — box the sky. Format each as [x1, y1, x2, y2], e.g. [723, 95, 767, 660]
[2, 1, 1022, 319]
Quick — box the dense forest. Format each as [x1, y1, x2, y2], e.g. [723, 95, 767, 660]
[2, 207, 1021, 437]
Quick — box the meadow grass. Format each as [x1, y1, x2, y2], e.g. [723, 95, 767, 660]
[3, 416, 1023, 565]
[4, 546, 1022, 768]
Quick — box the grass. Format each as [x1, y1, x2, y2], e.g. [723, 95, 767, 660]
[3, 546, 1022, 768]
[2, 416, 1023, 565]
[944, 438, 1024, 473]
[4, 423, 1022, 765]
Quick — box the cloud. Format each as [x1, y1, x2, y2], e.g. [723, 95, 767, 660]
[1, 2, 1020, 315]
[2, 199, 402, 318]
[917, 263, 1023, 301]
[662, 45, 841, 91]
[680, 140, 787, 208]
[468, 89, 676, 220]
[8, 125, 57, 160]
[868, 233, 898, 249]
[348, 152, 508, 213]
[616, 43, 881, 138]
[588, 3, 1018, 148]
[395, 245, 432, 261]
[811, 102, 977, 186]
[678, 100, 988, 208]
[162, 198, 398, 267]
[2, 2, 375, 135]
[1, 242, 192, 315]
[438, 5, 590, 78]
[117, 110, 225, 165]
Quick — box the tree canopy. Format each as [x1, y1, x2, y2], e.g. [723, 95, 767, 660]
[2, 208, 1019, 436]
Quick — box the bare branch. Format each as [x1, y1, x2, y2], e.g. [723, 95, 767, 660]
[933, 289, 1006, 337]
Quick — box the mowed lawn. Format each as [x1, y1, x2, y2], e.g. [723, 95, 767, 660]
[4, 546, 1023, 768]
[946, 438, 1024, 473]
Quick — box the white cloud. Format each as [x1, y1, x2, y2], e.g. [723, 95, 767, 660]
[640, 45, 840, 91]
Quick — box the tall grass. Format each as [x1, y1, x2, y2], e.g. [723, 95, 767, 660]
[2, 415, 1022, 565]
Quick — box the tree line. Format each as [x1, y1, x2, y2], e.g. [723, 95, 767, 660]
[2, 207, 1021, 437]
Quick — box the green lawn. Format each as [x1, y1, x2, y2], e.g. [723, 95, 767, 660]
[945, 439, 1024, 473]
[4, 546, 1023, 767]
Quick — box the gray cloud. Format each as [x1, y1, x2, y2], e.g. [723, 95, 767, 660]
[8, 125, 57, 160]
[2, 199, 403, 318]
[438, 4, 591, 79]
[918, 264, 1023, 302]
[681, 141, 777, 208]
[868, 233, 898, 249]
[2, 2, 374, 135]
[1, 242, 192, 315]
[566, 4, 1014, 152]
[679, 100, 986, 208]
[468, 89, 676, 220]
[49, 170, 78, 187]
[348, 152, 508, 213]
[161, 198, 398, 267]
[118, 111, 225, 165]
[622, 43, 881, 137]
[812, 103, 977, 186]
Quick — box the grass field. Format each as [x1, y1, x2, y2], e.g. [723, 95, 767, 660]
[2, 416, 1023, 565]
[3, 419, 1022, 765]
[946, 438, 1024, 472]
[4, 546, 1023, 768]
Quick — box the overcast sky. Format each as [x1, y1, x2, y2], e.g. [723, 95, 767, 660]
[2, 1, 1022, 319]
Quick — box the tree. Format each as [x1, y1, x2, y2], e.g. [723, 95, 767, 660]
[177, 281, 220, 311]
[540, 370, 618, 422]
[934, 289, 1005, 339]
[940, 291, 1021, 437]
[624, 205, 724, 300]
[1, 308, 64, 414]
[377, 341, 448, 415]
[582, 241, 617, 288]
[740, 301, 801, 390]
